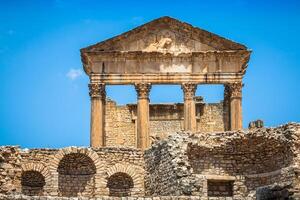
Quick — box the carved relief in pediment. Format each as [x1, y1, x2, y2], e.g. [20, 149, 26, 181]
[123, 29, 215, 54]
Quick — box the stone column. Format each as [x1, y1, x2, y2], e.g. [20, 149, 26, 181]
[223, 85, 231, 131]
[181, 83, 197, 132]
[135, 82, 151, 150]
[89, 83, 106, 147]
[227, 82, 243, 130]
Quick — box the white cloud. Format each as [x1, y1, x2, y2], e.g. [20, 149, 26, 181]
[66, 68, 83, 80]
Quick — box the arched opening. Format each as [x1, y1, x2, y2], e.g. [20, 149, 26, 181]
[57, 153, 96, 197]
[21, 170, 45, 196]
[107, 172, 134, 197]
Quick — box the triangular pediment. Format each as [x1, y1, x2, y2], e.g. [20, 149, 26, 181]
[82, 16, 247, 54]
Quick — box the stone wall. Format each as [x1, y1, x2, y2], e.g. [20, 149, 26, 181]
[149, 120, 182, 141]
[145, 133, 203, 197]
[0, 146, 145, 198]
[144, 140, 178, 196]
[144, 123, 300, 199]
[1, 123, 300, 199]
[0, 194, 236, 200]
[105, 100, 136, 147]
[105, 98, 226, 148]
[0, 146, 22, 195]
[196, 102, 225, 132]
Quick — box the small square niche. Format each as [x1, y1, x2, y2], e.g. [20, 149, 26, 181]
[207, 180, 234, 197]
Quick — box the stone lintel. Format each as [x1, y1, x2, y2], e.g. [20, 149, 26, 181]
[89, 73, 244, 85]
[198, 174, 236, 181]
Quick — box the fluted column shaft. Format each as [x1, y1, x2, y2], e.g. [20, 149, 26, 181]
[182, 83, 197, 132]
[227, 82, 243, 130]
[89, 83, 106, 147]
[135, 83, 151, 150]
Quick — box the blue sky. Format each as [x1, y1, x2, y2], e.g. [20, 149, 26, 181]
[0, 0, 299, 148]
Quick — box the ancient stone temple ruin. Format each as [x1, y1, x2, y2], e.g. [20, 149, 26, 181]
[1, 17, 300, 200]
[82, 16, 250, 149]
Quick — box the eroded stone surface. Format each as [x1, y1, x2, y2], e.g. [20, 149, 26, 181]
[144, 123, 300, 199]
[1, 123, 300, 199]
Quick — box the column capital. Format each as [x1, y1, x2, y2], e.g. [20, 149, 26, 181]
[181, 82, 197, 100]
[88, 83, 106, 99]
[226, 82, 243, 98]
[135, 82, 151, 99]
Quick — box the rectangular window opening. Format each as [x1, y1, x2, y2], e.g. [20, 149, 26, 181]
[207, 180, 234, 197]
